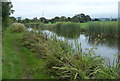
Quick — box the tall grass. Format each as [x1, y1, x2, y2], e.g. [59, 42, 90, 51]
[21, 30, 119, 79]
[12, 23, 26, 32]
[47, 21, 118, 38]
[87, 21, 118, 37]
[24, 21, 118, 38]
[24, 22, 54, 30]
[52, 22, 82, 38]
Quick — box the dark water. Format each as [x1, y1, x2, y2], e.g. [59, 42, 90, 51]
[42, 30, 118, 64]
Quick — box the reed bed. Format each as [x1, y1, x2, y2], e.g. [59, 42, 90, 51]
[21, 30, 119, 79]
[87, 21, 118, 37]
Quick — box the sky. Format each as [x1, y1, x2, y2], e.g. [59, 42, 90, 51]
[11, 0, 119, 19]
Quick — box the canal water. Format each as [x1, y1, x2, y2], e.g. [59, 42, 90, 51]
[42, 30, 118, 64]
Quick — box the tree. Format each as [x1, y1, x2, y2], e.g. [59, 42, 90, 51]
[111, 19, 117, 21]
[54, 16, 60, 22]
[22, 18, 30, 23]
[59, 16, 67, 22]
[71, 13, 91, 23]
[71, 16, 79, 22]
[85, 15, 91, 22]
[33, 17, 39, 22]
[67, 17, 71, 21]
[92, 18, 100, 21]
[10, 16, 16, 22]
[39, 17, 48, 23]
[17, 17, 22, 23]
[2, 2, 14, 30]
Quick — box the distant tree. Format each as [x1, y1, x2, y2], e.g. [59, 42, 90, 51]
[105, 18, 110, 21]
[2, 2, 14, 30]
[67, 17, 71, 21]
[33, 17, 38, 21]
[22, 18, 31, 23]
[92, 18, 100, 21]
[111, 19, 117, 21]
[85, 15, 91, 22]
[39, 17, 48, 23]
[71, 13, 91, 23]
[17, 17, 22, 23]
[76, 13, 86, 23]
[54, 16, 60, 22]
[49, 13, 91, 23]
[59, 16, 67, 22]
[49, 19, 54, 24]
[71, 16, 79, 22]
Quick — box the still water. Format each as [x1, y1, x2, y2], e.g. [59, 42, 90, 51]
[42, 30, 118, 64]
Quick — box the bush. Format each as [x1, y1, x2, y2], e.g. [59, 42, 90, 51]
[12, 23, 26, 32]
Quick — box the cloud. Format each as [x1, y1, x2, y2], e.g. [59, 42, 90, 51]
[11, 0, 119, 19]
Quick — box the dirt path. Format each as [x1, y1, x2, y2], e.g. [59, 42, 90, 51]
[14, 39, 32, 79]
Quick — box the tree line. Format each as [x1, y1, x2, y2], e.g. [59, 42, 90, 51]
[11, 13, 92, 24]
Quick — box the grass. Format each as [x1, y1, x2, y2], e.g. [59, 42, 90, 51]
[87, 21, 118, 37]
[53, 22, 81, 38]
[21, 28, 119, 79]
[33, 21, 118, 38]
[4, 22, 118, 79]
[2, 26, 51, 79]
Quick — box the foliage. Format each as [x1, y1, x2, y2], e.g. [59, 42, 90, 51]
[39, 17, 49, 23]
[21, 29, 119, 79]
[2, 2, 14, 30]
[20, 13, 91, 24]
[51, 22, 81, 38]
[12, 23, 26, 32]
[71, 13, 91, 23]
[87, 21, 118, 37]
[46, 21, 118, 38]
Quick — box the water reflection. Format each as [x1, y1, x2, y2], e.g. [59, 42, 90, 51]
[42, 30, 118, 64]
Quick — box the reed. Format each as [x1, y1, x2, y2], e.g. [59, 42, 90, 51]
[21, 30, 119, 79]
[87, 21, 118, 37]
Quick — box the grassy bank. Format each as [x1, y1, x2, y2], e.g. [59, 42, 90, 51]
[21, 28, 119, 79]
[4, 22, 118, 79]
[2, 26, 51, 79]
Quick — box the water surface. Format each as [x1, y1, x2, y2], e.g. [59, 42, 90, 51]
[42, 30, 118, 64]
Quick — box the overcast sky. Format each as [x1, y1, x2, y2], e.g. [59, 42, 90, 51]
[11, 0, 119, 19]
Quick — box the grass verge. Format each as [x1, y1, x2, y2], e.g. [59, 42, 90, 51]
[2, 26, 51, 79]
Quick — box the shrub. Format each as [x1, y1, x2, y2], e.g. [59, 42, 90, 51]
[12, 23, 26, 32]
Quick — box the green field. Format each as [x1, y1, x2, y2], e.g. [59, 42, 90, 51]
[2, 26, 51, 79]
